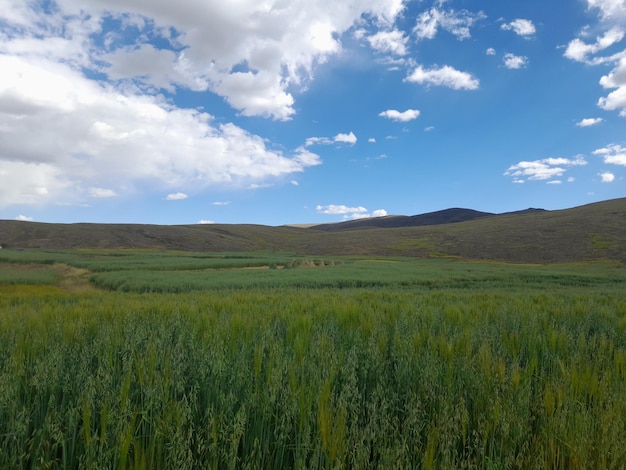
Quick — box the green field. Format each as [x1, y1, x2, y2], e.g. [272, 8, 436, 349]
[1, 250, 625, 468]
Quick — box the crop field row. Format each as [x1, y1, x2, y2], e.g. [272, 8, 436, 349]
[1, 249, 625, 468]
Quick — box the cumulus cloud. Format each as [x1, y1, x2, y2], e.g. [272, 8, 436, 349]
[564, 27, 625, 63]
[371, 209, 388, 217]
[576, 117, 604, 126]
[599, 171, 616, 182]
[316, 204, 387, 220]
[165, 192, 188, 200]
[16, 215, 34, 222]
[334, 132, 358, 145]
[0, 55, 321, 208]
[0, 0, 408, 121]
[504, 156, 587, 182]
[593, 144, 626, 165]
[501, 19, 536, 37]
[503, 53, 528, 69]
[486, 47, 496, 55]
[197, 219, 214, 224]
[405, 65, 479, 90]
[598, 57, 626, 115]
[379, 109, 420, 122]
[587, 0, 626, 21]
[368, 138, 377, 143]
[414, 7, 486, 41]
[564, 3, 626, 116]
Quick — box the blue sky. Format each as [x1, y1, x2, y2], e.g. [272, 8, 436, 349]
[1, 0, 625, 225]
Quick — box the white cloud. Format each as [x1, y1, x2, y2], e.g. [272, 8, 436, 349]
[212, 201, 231, 206]
[316, 204, 368, 215]
[0, 0, 409, 121]
[197, 219, 214, 224]
[405, 65, 479, 90]
[316, 204, 387, 220]
[486, 47, 496, 55]
[46, 0, 404, 119]
[503, 53, 528, 69]
[576, 117, 604, 126]
[366, 29, 408, 56]
[89, 187, 117, 198]
[599, 57, 626, 88]
[16, 215, 34, 222]
[0, 55, 321, 208]
[501, 19, 536, 37]
[593, 144, 626, 165]
[599, 171, 616, 182]
[587, 0, 626, 21]
[547, 180, 562, 184]
[505, 156, 587, 182]
[424, 126, 435, 132]
[414, 7, 486, 41]
[305, 136, 332, 146]
[165, 192, 188, 200]
[379, 109, 420, 122]
[598, 57, 626, 115]
[564, 27, 625, 63]
[334, 132, 358, 145]
[306, 132, 357, 146]
[290, 180, 299, 186]
[368, 138, 377, 143]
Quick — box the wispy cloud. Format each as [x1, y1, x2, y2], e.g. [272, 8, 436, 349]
[414, 7, 486, 41]
[88, 187, 117, 198]
[366, 29, 408, 56]
[306, 132, 357, 146]
[405, 65, 479, 90]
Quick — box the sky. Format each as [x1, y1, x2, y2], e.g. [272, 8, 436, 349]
[1, 0, 625, 225]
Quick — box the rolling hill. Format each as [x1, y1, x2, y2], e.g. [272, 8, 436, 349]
[310, 207, 546, 231]
[0, 198, 624, 263]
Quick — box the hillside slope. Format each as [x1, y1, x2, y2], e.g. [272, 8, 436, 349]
[0, 198, 624, 263]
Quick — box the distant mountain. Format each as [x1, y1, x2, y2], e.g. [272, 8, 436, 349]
[0, 199, 623, 263]
[309, 207, 546, 231]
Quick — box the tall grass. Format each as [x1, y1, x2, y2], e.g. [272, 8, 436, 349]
[1, 280, 625, 468]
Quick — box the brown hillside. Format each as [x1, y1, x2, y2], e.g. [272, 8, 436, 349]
[0, 198, 624, 263]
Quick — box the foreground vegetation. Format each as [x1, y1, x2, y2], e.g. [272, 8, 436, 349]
[1, 250, 625, 468]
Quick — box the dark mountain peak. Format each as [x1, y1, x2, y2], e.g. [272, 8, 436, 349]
[311, 207, 495, 232]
